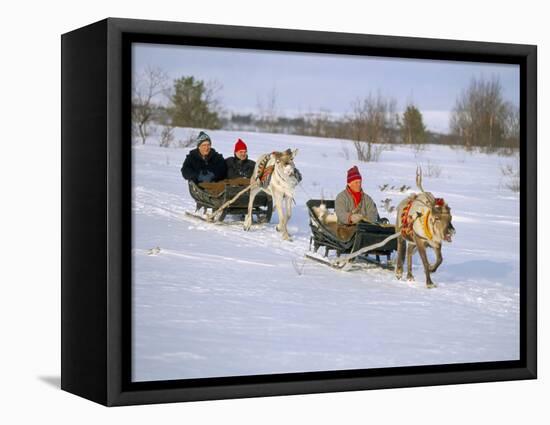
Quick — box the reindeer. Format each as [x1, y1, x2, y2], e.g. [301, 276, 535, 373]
[243, 149, 301, 240]
[395, 167, 455, 288]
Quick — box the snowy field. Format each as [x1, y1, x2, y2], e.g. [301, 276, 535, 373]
[132, 128, 520, 382]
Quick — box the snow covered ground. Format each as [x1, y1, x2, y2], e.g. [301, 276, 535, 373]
[132, 128, 520, 382]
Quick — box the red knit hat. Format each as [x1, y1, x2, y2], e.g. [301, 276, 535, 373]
[234, 138, 247, 153]
[347, 166, 362, 183]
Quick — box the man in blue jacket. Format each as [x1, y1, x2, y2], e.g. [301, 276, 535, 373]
[181, 131, 227, 183]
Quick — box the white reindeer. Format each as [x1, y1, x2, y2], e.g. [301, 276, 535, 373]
[243, 149, 301, 240]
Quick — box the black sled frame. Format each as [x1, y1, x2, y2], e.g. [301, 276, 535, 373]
[188, 180, 273, 222]
[306, 199, 397, 267]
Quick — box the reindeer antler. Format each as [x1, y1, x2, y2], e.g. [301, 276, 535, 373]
[416, 166, 425, 193]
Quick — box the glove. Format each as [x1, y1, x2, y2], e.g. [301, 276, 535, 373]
[198, 170, 215, 183]
[350, 213, 363, 224]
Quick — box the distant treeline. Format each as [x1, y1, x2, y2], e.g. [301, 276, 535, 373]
[222, 111, 513, 148]
[132, 68, 519, 156]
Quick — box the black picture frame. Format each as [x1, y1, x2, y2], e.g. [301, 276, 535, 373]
[61, 17, 537, 406]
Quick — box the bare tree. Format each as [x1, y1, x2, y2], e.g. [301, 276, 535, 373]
[450, 75, 518, 151]
[159, 125, 175, 148]
[201, 79, 224, 124]
[503, 103, 520, 144]
[257, 86, 279, 132]
[348, 92, 396, 162]
[132, 66, 169, 144]
[500, 161, 520, 192]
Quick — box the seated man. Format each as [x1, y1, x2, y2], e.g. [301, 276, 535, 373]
[181, 131, 227, 183]
[335, 166, 379, 225]
[225, 138, 256, 179]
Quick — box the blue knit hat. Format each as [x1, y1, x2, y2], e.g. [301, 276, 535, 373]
[196, 131, 211, 147]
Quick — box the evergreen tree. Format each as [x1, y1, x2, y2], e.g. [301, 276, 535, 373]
[400, 104, 427, 145]
[169, 76, 221, 129]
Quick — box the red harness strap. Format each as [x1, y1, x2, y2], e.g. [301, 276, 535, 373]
[401, 196, 444, 239]
[400, 198, 415, 238]
[256, 155, 271, 181]
[260, 165, 274, 183]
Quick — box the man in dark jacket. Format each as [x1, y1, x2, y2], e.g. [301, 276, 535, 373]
[181, 131, 227, 183]
[225, 138, 256, 179]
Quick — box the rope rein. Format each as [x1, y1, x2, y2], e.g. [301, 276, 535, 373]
[205, 153, 298, 221]
[206, 155, 274, 221]
[331, 201, 428, 269]
[206, 182, 257, 221]
[331, 232, 400, 268]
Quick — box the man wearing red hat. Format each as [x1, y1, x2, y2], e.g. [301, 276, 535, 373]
[335, 166, 379, 225]
[225, 138, 256, 179]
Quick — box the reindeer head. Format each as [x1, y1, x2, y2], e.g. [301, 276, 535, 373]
[430, 199, 455, 243]
[415, 166, 455, 243]
[274, 148, 301, 183]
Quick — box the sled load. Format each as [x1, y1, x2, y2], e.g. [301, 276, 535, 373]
[187, 178, 273, 223]
[305, 199, 398, 269]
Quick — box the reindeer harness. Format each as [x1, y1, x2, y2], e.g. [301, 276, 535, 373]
[401, 195, 446, 241]
[256, 153, 276, 188]
[400, 196, 417, 238]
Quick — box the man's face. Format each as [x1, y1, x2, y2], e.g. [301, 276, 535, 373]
[199, 142, 211, 157]
[348, 179, 362, 193]
[235, 149, 247, 160]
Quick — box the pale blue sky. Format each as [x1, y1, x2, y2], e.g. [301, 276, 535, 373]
[133, 43, 520, 133]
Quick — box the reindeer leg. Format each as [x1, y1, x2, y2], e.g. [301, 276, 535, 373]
[283, 196, 293, 240]
[243, 187, 258, 231]
[406, 243, 417, 281]
[429, 243, 443, 273]
[414, 235, 436, 288]
[274, 194, 282, 232]
[273, 193, 290, 240]
[395, 235, 405, 280]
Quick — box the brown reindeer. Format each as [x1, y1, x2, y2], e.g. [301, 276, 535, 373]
[395, 168, 455, 288]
